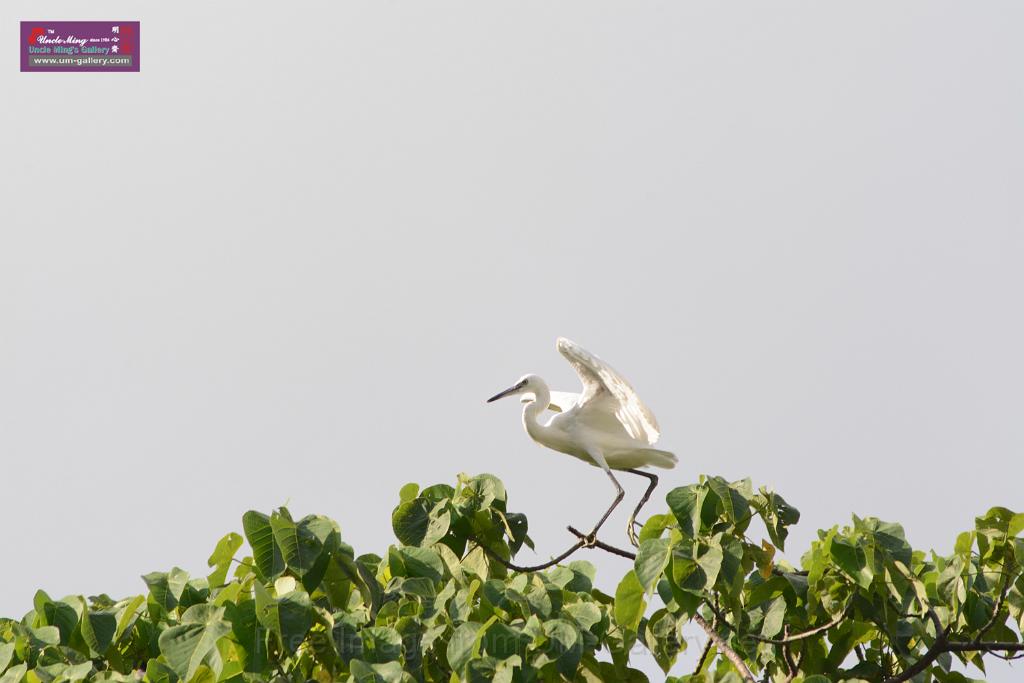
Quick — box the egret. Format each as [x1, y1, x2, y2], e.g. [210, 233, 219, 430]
[487, 337, 677, 551]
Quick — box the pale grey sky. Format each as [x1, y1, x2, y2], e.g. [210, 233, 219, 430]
[2, 2, 1022, 680]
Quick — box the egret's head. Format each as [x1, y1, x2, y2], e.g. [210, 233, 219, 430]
[486, 374, 541, 403]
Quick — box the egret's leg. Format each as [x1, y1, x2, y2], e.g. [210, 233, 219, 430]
[623, 468, 659, 547]
[583, 467, 625, 544]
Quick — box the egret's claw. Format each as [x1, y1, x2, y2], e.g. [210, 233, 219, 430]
[566, 525, 600, 548]
[626, 519, 640, 548]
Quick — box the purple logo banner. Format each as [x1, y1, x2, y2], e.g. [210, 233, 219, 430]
[21, 21, 139, 72]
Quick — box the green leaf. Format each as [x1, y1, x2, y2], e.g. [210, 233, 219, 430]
[666, 484, 708, 538]
[564, 602, 602, 632]
[614, 571, 646, 632]
[34, 594, 79, 645]
[696, 542, 724, 590]
[543, 619, 583, 677]
[360, 627, 403, 664]
[752, 488, 800, 551]
[157, 605, 231, 681]
[447, 622, 482, 674]
[761, 596, 786, 638]
[0, 643, 14, 674]
[79, 606, 116, 656]
[113, 595, 145, 643]
[643, 609, 682, 673]
[0, 664, 27, 683]
[482, 623, 526, 660]
[254, 581, 312, 654]
[1007, 512, 1024, 538]
[391, 500, 430, 546]
[396, 546, 444, 582]
[349, 659, 405, 683]
[566, 561, 597, 593]
[142, 568, 188, 613]
[63, 662, 95, 682]
[224, 601, 267, 674]
[634, 538, 671, 594]
[748, 575, 790, 606]
[206, 533, 243, 587]
[399, 482, 420, 503]
[707, 477, 750, 526]
[241, 511, 284, 580]
[830, 537, 871, 588]
[269, 508, 327, 577]
[144, 659, 179, 683]
[333, 552, 382, 617]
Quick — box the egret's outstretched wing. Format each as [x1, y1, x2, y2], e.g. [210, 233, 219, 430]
[556, 337, 660, 445]
[521, 391, 579, 413]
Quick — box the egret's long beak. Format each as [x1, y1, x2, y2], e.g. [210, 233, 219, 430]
[486, 379, 527, 403]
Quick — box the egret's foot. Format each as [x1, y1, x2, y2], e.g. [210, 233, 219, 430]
[566, 525, 599, 548]
[627, 518, 640, 548]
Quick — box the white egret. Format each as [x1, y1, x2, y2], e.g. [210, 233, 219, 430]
[487, 337, 677, 551]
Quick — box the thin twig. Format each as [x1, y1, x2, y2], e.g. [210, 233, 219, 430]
[693, 607, 720, 676]
[973, 557, 1014, 645]
[781, 627, 797, 676]
[781, 641, 803, 683]
[693, 637, 714, 676]
[752, 611, 847, 645]
[693, 613, 757, 683]
[703, 600, 845, 647]
[944, 642, 1024, 654]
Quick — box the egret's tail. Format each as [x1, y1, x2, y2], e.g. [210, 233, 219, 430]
[637, 448, 678, 470]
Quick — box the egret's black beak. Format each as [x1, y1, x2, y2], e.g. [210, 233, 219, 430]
[486, 379, 527, 403]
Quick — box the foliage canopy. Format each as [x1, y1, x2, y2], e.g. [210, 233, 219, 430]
[2, 472, 1022, 682]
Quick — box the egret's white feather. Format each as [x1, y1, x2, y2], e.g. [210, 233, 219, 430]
[556, 337, 661, 445]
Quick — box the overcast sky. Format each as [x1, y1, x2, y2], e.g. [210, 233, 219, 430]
[2, 2, 1022, 680]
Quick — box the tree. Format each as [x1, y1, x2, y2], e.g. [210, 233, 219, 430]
[1, 472, 1021, 682]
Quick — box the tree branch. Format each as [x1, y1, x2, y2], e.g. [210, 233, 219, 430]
[693, 612, 757, 683]
[469, 535, 585, 572]
[567, 526, 637, 559]
[469, 526, 638, 573]
[751, 611, 847, 645]
[781, 640, 802, 683]
[945, 642, 1024, 653]
[878, 608, 948, 683]
[881, 641, 1024, 683]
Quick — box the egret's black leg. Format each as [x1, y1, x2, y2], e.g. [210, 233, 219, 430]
[584, 468, 625, 543]
[624, 468, 659, 547]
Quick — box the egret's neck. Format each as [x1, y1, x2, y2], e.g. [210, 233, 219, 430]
[521, 379, 552, 441]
